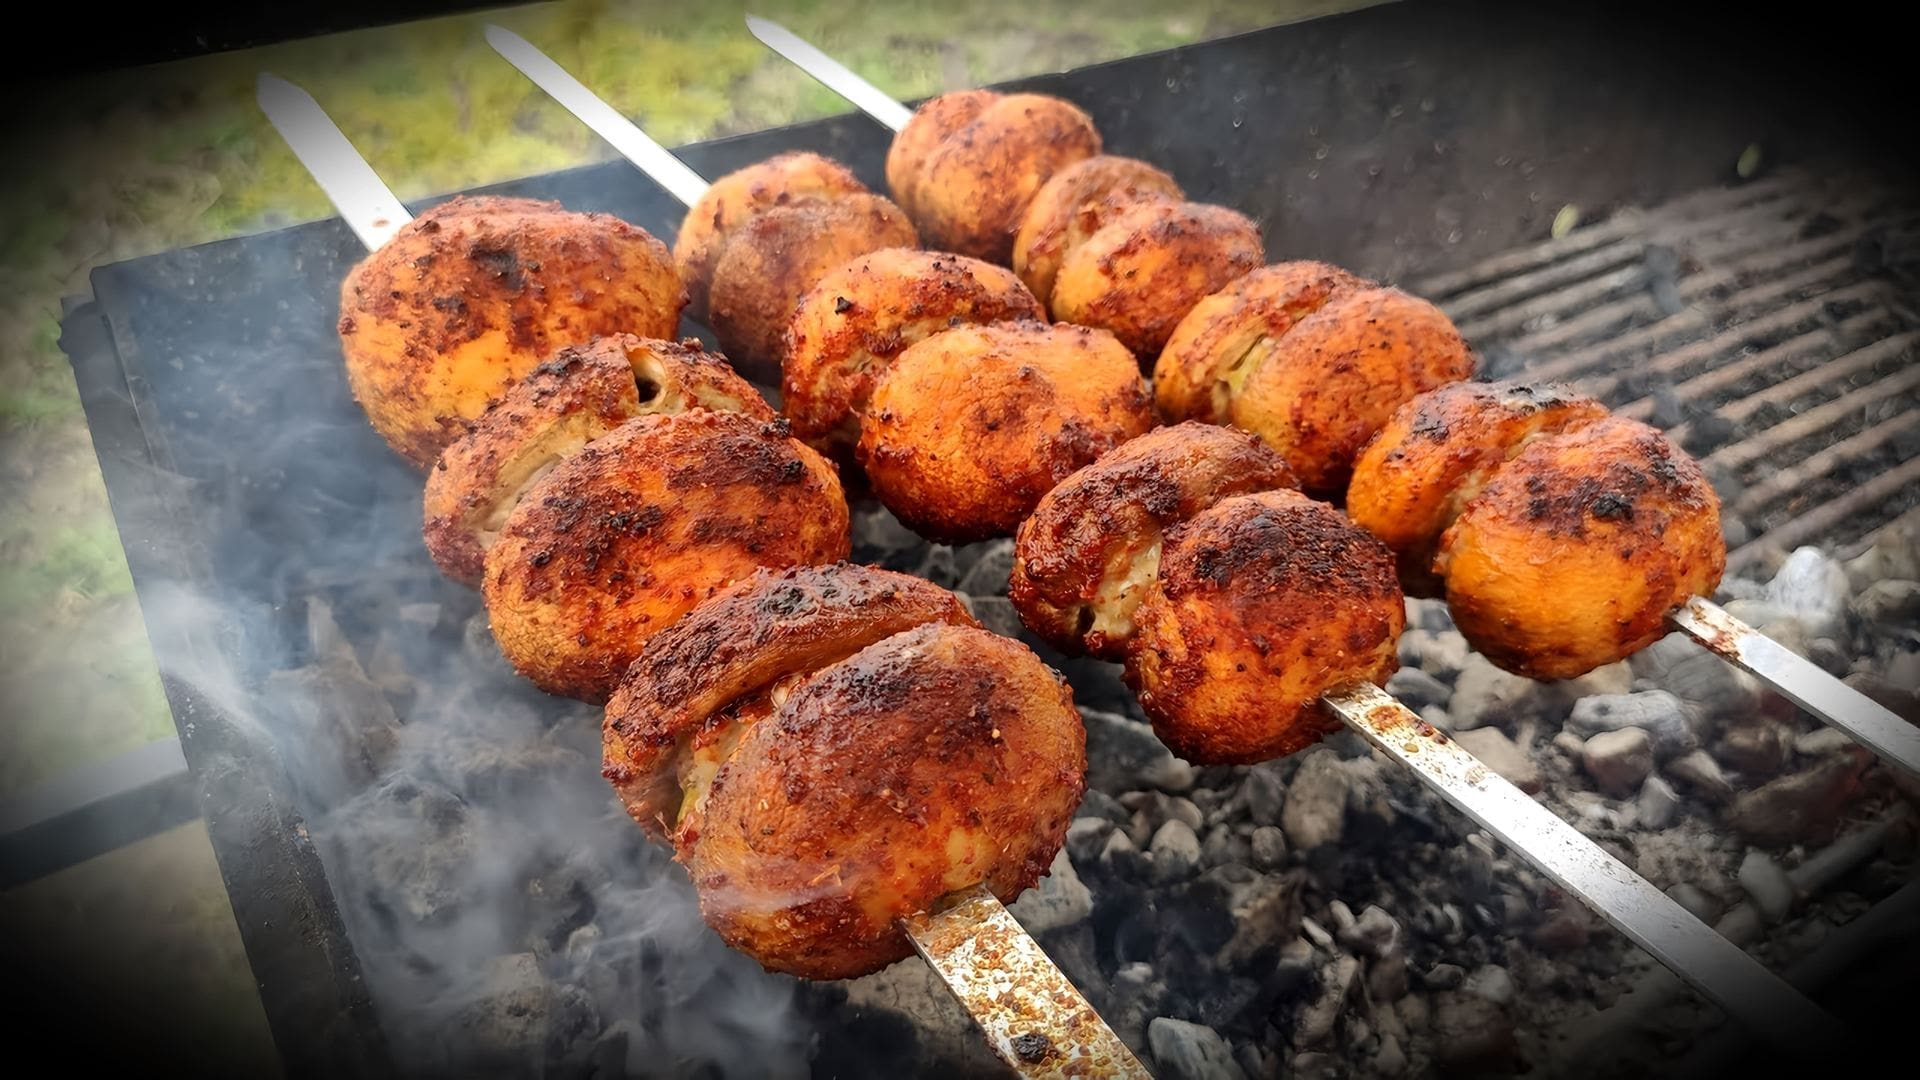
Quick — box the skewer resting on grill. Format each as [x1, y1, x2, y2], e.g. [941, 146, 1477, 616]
[741, 17, 1917, 777]
[473, 31, 1153, 1075]
[743, 20, 1867, 1052]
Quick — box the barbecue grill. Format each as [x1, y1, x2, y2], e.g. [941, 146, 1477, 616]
[37, 1, 1920, 1077]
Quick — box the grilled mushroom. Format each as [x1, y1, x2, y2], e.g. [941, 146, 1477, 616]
[1010, 422, 1298, 660]
[857, 319, 1156, 544]
[338, 195, 685, 467]
[482, 410, 849, 703]
[603, 564, 1084, 981]
[1154, 260, 1475, 494]
[1127, 489, 1405, 764]
[422, 335, 772, 586]
[886, 90, 1102, 263]
[782, 247, 1044, 458]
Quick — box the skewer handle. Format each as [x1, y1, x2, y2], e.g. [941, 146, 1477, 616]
[745, 16, 916, 133]
[1322, 681, 1845, 1056]
[484, 25, 712, 208]
[1671, 596, 1920, 779]
[256, 74, 411, 252]
[902, 883, 1153, 1079]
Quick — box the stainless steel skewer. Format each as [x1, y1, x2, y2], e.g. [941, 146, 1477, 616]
[256, 75, 413, 250]
[739, 16, 1864, 1054]
[743, 13, 1916, 779]
[466, 36, 1153, 1078]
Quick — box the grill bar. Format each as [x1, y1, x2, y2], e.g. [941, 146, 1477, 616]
[1732, 410, 1918, 519]
[1731, 454, 1920, 570]
[1416, 172, 1812, 298]
[1613, 313, 1879, 422]
[1704, 362, 1920, 473]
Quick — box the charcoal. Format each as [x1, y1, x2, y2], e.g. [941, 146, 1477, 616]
[1736, 850, 1796, 922]
[442, 953, 600, 1076]
[1066, 818, 1117, 867]
[1148, 1018, 1247, 1080]
[1240, 762, 1287, 826]
[1383, 667, 1450, 711]
[1727, 751, 1871, 846]
[1084, 708, 1196, 793]
[1214, 871, 1304, 970]
[328, 773, 475, 928]
[1230, 829, 1282, 875]
[1566, 691, 1696, 761]
[1452, 728, 1542, 794]
[1426, 990, 1519, 1071]
[1290, 954, 1358, 1049]
[953, 538, 1015, 597]
[1201, 825, 1251, 869]
[961, 594, 1025, 640]
[1008, 848, 1093, 933]
[1448, 655, 1547, 731]
[265, 598, 401, 807]
[1076, 788, 1131, 825]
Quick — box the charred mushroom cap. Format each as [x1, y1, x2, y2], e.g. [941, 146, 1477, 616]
[338, 195, 685, 467]
[1437, 415, 1725, 679]
[1154, 260, 1475, 494]
[424, 335, 772, 586]
[672, 152, 871, 323]
[857, 319, 1157, 545]
[782, 247, 1044, 459]
[601, 563, 977, 840]
[707, 193, 918, 382]
[1013, 154, 1185, 307]
[1048, 198, 1265, 360]
[1346, 380, 1610, 596]
[688, 620, 1085, 980]
[886, 90, 1102, 264]
[1126, 489, 1405, 765]
[1011, 422, 1299, 660]
[482, 410, 849, 703]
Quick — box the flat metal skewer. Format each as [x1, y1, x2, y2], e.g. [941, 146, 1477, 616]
[745, 15, 915, 133]
[905, 885, 1151, 1078]
[1670, 597, 1920, 779]
[257, 74, 412, 250]
[474, 29, 1151, 1077]
[484, 26, 712, 206]
[1323, 682, 1845, 1056]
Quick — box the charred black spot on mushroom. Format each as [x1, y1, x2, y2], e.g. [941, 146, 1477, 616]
[1012, 1032, 1054, 1063]
[1590, 492, 1634, 521]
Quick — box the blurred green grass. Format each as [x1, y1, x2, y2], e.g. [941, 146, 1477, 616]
[0, 0, 1364, 796]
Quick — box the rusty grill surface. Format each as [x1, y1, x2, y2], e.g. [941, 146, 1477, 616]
[1413, 167, 1920, 572]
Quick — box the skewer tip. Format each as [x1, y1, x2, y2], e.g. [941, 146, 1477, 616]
[256, 72, 304, 105]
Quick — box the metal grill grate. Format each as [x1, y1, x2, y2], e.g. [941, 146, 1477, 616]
[1413, 168, 1920, 572]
